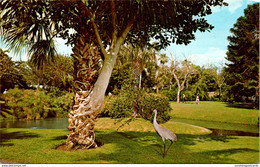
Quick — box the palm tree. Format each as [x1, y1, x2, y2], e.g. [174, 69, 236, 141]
[131, 46, 157, 89]
[0, 1, 102, 149]
[158, 54, 169, 65]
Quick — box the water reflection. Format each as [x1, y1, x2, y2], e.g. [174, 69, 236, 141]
[209, 129, 259, 137]
[0, 118, 68, 129]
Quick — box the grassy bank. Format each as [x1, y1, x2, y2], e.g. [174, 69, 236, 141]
[0, 118, 259, 164]
[170, 101, 259, 125]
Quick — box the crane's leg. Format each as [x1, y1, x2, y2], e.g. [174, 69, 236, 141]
[163, 142, 166, 158]
[164, 141, 173, 157]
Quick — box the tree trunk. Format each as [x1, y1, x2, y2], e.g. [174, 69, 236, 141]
[156, 82, 159, 93]
[177, 89, 181, 103]
[139, 72, 142, 89]
[66, 36, 100, 150]
[65, 2, 138, 150]
[219, 85, 222, 101]
[66, 36, 120, 150]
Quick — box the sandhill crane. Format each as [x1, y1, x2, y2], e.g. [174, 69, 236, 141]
[153, 109, 177, 158]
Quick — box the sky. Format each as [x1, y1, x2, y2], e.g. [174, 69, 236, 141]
[161, 0, 259, 68]
[0, 0, 259, 68]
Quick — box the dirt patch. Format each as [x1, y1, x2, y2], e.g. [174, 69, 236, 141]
[0, 160, 19, 164]
[56, 140, 103, 151]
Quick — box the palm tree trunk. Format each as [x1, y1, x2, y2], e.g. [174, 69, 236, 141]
[66, 36, 101, 150]
[66, 36, 120, 150]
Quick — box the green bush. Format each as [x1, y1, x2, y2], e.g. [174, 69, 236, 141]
[159, 89, 177, 101]
[4, 88, 73, 120]
[108, 94, 133, 118]
[103, 87, 171, 123]
[139, 93, 171, 123]
[182, 90, 193, 101]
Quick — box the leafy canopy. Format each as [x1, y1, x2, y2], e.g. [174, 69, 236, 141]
[1, 0, 227, 67]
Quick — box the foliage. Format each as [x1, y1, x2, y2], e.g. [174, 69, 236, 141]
[108, 44, 158, 93]
[156, 65, 172, 92]
[0, 53, 73, 92]
[103, 86, 171, 124]
[0, 0, 227, 67]
[26, 55, 74, 90]
[190, 81, 210, 101]
[170, 59, 198, 103]
[106, 93, 134, 119]
[139, 92, 171, 123]
[159, 89, 178, 101]
[0, 49, 28, 91]
[3, 88, 73, 120]
[224, 3, 259, 104]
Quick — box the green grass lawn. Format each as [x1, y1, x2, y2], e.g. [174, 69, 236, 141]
[0, 101, 259, 164]
[170, 101, 259, 125]
[0, 118, 259, 164]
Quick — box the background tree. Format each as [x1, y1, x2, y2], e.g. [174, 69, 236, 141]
[156, 65, 173, 92]
[131, 46, 157, 89]
[155, 54, 172, 92]
[171, 59, 196, 103]
[0, 0, 227, 149]
[158, 54, 169, 66]
[32, 55, 73, 90]
[0, 49, 27, 91]
[224, 3, 259, 107]
[216, 63, 226, 100]
[188, 66, 217, 101]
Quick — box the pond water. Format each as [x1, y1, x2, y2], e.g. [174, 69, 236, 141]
[0, 118, 69, 129]
[0, 118, 259, 137]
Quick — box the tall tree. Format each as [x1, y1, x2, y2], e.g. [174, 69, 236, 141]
[216, 63, 225, 100]
[171, 59, 196, 103]
[0, 0, 226, 149]
[131, 46, 157, 89]
[0, 49, 27, 91]
[25, 55, 74, 90]
[225, 3, 259, 106]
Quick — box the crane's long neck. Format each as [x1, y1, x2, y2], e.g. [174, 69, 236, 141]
[153, 111, 158, 126]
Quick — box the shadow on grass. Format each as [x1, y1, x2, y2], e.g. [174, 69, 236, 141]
[43, 130, 258, 163]
[196, 148, 259, 163]
[226, 102, 255, 109]
[0, 129, 39, 146]
[52, 135, 67, 141]
[78, 130, 253, 163]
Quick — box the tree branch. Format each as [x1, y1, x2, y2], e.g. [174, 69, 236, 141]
[110, 0, 117, 42]
[116, 8, 139, 46]
[92, 22, 109, 60]
[83, 5, 109, 60]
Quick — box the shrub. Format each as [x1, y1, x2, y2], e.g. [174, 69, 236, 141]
[103, 87, 171, 123]
[4, 88, 73, 120]
[139, 93, 171, 123]
[108, 94, 133, 118]
[159, 89, 177, 101]
[182, 90, 193, 101]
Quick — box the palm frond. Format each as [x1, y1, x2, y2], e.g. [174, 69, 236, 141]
[29, 39, 57, 69]
[0, 0, 58, 68]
